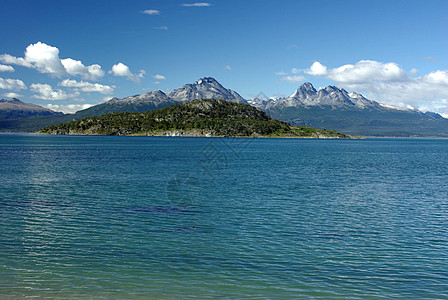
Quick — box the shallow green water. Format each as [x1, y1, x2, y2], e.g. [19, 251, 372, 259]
[1, 134, 447, 298]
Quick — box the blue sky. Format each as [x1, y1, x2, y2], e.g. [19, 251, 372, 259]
[1, 0, 447, 115]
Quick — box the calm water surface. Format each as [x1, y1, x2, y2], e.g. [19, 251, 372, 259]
[0, 134, 447, 299]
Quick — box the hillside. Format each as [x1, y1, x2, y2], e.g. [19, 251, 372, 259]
[38, 99, 354, 138]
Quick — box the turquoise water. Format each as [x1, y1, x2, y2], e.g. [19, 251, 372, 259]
[1, 134, 447, 299]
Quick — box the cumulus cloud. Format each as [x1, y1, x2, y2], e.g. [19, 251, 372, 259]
[109, 63, 145, 83]
[304, 61, 327, 76]
[152, 74, 166, 80]
[303, 60, 448, 115]
[0, 64, 14, 72]
[182, 3, 211, 7]
[61, 58, 105, 80]
[0, 54, 33, 68]
[281, 75, 305, 84]
[59, 79, 114, 94]
[3, 92, 22, 98]
[46, 103, 94, 114]
[0, 78, 26, 90]
[141, 9, 160, 15]
[0, 42, 104, 80]
[24, 42, 66, 75]
[30, 83, 79, 100]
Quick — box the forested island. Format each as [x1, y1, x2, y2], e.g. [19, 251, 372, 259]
[38, 99, 359, 139]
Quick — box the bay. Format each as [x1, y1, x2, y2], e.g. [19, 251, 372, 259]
[0, 134, 447, 298]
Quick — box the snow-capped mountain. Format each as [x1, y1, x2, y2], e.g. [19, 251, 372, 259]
[251, 82, 383, 110]
[168, 77, 246, 103]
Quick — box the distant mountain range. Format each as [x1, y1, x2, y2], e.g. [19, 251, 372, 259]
[1, 77, 447, 137]
[248, 82, 447, 137]
[0, 98, 62, 119]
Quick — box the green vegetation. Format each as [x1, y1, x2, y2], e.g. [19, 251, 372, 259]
[38, 99, 355, 138]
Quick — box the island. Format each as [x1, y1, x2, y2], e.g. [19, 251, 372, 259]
[37, 99, 360, 139]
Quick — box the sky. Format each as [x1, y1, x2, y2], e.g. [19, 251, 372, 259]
[0, 0, 447, 115]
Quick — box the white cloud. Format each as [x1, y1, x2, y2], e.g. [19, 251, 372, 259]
[225, 65, 232, 70]
[182, 3, 211, 7]
[141, 9, 160, 15]
[0, 42, 104, 80]
[0, 64, 14, 72]
[291, 67, 301, 74]
[59, 79, 114, 94]
[152, 74, 166, 80]
[24, 42, 67, 75]
[30, 83, 79, 100]
[304, 60, 448, 115]
[275, 71, 287, 76]
[3, 92, 22, 98]
[0, 78, 26, 90]
[0, 54, 33, 68]
[61, 58, 104, 80]
[281, 75, 305, 84]
[109, 62, 145, 83]
[46, 103, 94, 114]
[153, 26, 168, 30]
[304, 61, 328, 76]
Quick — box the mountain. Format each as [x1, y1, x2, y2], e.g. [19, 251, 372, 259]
[38, 99, 354, 139]
[168, 77, 246, 103]
[73, 77, 245, 119]
[0, 98, 62, 119]
[248, 83, 448, 137]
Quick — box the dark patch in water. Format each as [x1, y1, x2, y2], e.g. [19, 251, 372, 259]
[173, 226, 201, 232]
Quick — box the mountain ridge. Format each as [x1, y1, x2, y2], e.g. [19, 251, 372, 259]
[1, 78, 448, 137]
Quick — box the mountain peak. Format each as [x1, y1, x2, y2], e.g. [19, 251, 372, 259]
[0, 98, 23, 104]
[300, 82, 316, 91]
[169, 77, 246, 103]
[290, 82, 317, 98]
[195, 77, 219, 85]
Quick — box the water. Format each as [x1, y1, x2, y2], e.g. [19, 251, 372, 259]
[0, 134, 447, 299]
